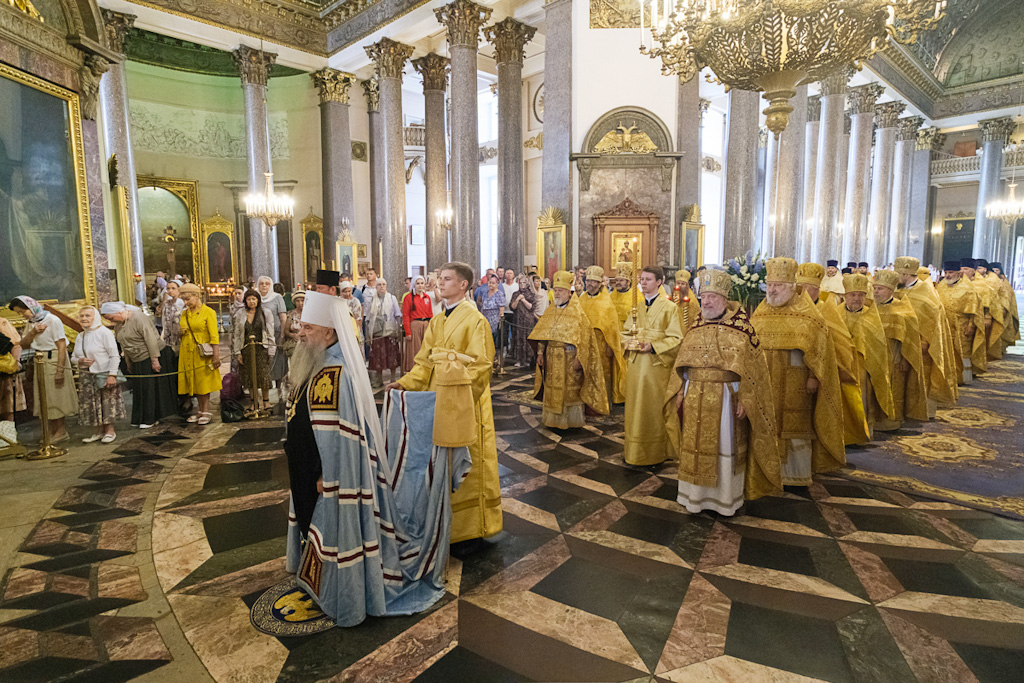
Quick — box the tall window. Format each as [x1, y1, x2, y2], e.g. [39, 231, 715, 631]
[480, 166, 498, 272]
[700, 106, 727, 265]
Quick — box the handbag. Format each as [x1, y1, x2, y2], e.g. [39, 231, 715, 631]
[94, 370, 127, 389]
[0, 353, 17, 375]
[185, 312, 215, 358]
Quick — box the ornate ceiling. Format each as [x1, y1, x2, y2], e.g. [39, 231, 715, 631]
[125, 28, 305, 78]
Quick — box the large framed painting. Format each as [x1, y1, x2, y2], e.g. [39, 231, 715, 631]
[537, 207, 567, 282]
[300, 211, 324, 283]
[610, 232, 641, 267]
[0, 63, 95, 306]
[200, 211, 236, 284]
[680, 219, 705, 269]
[136, 176, 201, 282]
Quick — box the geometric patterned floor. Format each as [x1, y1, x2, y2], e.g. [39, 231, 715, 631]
[3, 367, 1024, 681]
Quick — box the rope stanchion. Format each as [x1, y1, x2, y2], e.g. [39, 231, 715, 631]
[25, 354, 67, 461]
[244, 334, 270, 420]
[494, 316, 507, 376]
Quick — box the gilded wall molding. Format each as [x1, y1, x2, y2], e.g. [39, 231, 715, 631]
[364, 37, 413, 80]
[311, 67, 355, 104]
[524, 132, 543, 150]
[434, 0, 491, 48]
[483, 17, 536, 65]
[411, 52, 449, 92]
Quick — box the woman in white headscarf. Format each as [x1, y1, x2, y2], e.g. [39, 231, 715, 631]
[71, 306, 125, 443]
[258, 275, 289, 396]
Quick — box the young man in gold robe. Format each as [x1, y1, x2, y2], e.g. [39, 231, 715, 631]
[970, 259, 1006, 361]
[937, 260, 987, 381]
[578, 266, 627, 405]
[751, 258, 845, 487]
[664, 269, 782, 515]
[840, 274, 895, 439]
[873, 270, 928, 430]
[672, 269, 701, 335]
[609, 262, 634, 326]
[796, 263, 869, 445]
[530, 271, 609, 429]
[391, 262, 501, 544]
[623, 266, 682, 466]
[894, 256, 957, 415]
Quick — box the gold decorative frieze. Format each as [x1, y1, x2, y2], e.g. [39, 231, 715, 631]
[361, 77, 380, 112]
[435, 0, 492, 48]
[232, 45, 276, 87]
[846, 83, 886, 115]
[590, 0, 667, 29]
[978, 116, 1015, 144]
[412, 53, 449, 92]
[483, 17, 536, 65]
[524, 132, 543, 150]
[364, 37, 414, 80]
[897, 115, 924, 142]
[311, 68, 355, 104]
[874, 101, 907, 128]
[592, 122, 659, 155]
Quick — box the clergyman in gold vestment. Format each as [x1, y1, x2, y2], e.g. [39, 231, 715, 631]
[937, 261, 986, 381]
[672, 269, 702, 336]
[840, 274, 896, 440]
[873, 270, 928, 430]
[990, 262, 1020, 351]
[610, 262, 634, 326]
[623, 266, 683, 466]
[530, 271, 609, 429]
[751, 258, 845, 486]
[664, 269, 782, 515]
[394, 262, 501, 543]
[579, 266, 627, 405]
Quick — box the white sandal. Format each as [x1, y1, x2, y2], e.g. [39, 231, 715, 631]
[197, 412, 213, 425]
[187, 414, 199, 423]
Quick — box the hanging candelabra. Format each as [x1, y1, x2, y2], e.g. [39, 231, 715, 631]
[244, 172, 294, 228]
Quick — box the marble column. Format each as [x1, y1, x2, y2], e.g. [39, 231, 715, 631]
[722, 89, 760, 258]
[436, 0, 492, 272]
[99, 10, 147, 309]
[887, 116, 923, 263]
[485, 17, 536, 270]
[365, 38, 414, 292]
[233, 46, 279, 282]
[911, 127, 944, 262]
[769, 85, 806, 257]
[81, 55, 113, 301]
[835, 112, 851, 235]
[762, 127, 780, 254]
[674, 79, 702, 245]
[754, 127, 768, 251]
[800, 95, 821, 261]
[811, 71, 849, 263]
[362, 78, 384, 272]
[865, 101, 905, 267]
[541, 0, 572, 260]
[412, 53, 451, 270]
[311, 69, 356, 264]
[974, 116, 1015, 260]
[842, 83, 885, 263]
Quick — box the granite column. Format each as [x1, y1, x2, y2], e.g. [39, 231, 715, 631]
[365, 38, 414, 292]
[974, 116, 1015, 261]
[436, 0, 492, 272]
[311, 69, 356, 264]
[233, 46, 279, 282]
[842, 84, 885, 263]
[888, 116, 923, 263]
[865, 101, 905, 268]
[541, 0, 572, 260]
[722, 89, 760, 257]
[811, 71, 849, 263]
[800, 96, 821, 261]
[835, 113, 851, 236]
[674, 79, 702, 251]
[769, 85, 806, 257]
[362, 78, 383, 272]
[485, 17, 536, 271]
[911, 128, 944, 262]
[412, 54, 451, 270]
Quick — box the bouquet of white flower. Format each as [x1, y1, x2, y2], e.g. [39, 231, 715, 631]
[714, 250, 767, 309]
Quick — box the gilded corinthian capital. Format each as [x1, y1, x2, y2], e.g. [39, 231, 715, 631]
[897, 116, 924, 142]
[364, 37, 414, 80]
[412, 53, 450, 92]
[978, 116, 1016, 144]
[101, 9, 135, 55]
[818, 69, 852, 97]
[361, 78, 380, 112]
[311, 68, 355, 104]
[846, 83, 886, 115]
[874, 101, 906, 129]
[435, 0, 492, 48]
[483, 17, 537, 65]
[916, 127, 946, 152]
[232, 45, 276, 87]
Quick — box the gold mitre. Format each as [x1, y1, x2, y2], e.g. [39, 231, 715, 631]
[796, 262, 825, 286]
[917, 266, 931, 281]
[844, 273, 870, 293]
[675, 269, 692, 282]
[615, 262, 633, 279]
[765, 257, 798, 284]
[585, 265, 605, 281]
[893, 256, 920, 275]
[874, 269, 900, 292]
[552, 270, 574, 289]
[698, 269, 732, 297]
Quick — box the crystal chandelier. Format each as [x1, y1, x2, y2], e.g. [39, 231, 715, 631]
[642, 0, 946, 136]
[985, 182, 1024, 224]
[244, 172, 294, 228]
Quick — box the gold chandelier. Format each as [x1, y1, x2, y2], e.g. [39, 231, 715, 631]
[244, 172, 294, 228]
[642, 0, 946, 136]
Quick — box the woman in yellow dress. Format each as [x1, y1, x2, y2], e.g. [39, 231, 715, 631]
[178, 283, 222, 425]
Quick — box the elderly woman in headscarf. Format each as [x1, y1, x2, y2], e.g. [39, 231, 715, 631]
[159, 279, 185, 353]
[509, 273, 538, 367]
[401, 275, 433, 373]
[178, 283, 222, 425]
[72, 305, 125, 443]
[0, 314, 26, 444]
[257, 276, 288, 398]
[8, 296, 78, 442]
[100, 301, 178, 429]
[232, 288, 275, 407]
[364, 277, 402, 387]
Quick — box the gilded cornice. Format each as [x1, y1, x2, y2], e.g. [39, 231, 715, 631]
[877, 44, 943, 101]
[874, 101, 906, 128]
[364, 37, 413, 80]
[232, 45, 276, 87]
[311, 67, 355, 104]
[978, 116, 1015, 144]
[807, 95, 821, 122]
[483, 17, 536, 65]
[101, 9, 135, 55]
[0, 3, 83, 68]
[847, 83, 886, 115]
[411, 52, 449, 92]
[434, 0, 492, 48]
[361, 77, 380, 112]
[897, 115, 924, 142]
[916, 127, 946, 152]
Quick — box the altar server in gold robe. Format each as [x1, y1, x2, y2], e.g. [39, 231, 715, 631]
[873, 270, 928, 430]
[751, 258, 845, 486]
[579, 266, 627, 404]
[796, 263, 869, 445]
[894, 257, 956, 414]
[610, 262, 634, 326]
[672, 269, 702, 336]
[840, 274, 895, 439]
[970, 259, 1006, 361]
[665, 269, 782, 515]
[393, 262, 501, 543]
[530, 271, 609, 429]
[623, 266, 683, 466]
[937, 260, 986, 380]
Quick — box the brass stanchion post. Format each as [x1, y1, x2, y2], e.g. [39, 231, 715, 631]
[26, 354, 67, 460]
[244, 334, 269, 419]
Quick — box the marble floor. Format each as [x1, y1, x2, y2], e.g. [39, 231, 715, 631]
[2, 367, 1024, 682]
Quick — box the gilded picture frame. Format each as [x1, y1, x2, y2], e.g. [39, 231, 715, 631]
[136, 175, 202, 283]
[680, 220, 705, 269]
[0, 62, 96, 311]
[300, 211, 325, 283]
[200, 211, 236, 285]
[537, 223, 567, 283]
[610, 232, 642, 269]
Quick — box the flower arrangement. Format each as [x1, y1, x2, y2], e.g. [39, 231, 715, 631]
[718, 250, 766, 308]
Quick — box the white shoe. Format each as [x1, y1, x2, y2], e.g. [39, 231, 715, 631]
[82, 434, 103, 444]
[139, 423, 155, 429]
[101, 433, 116, 444]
